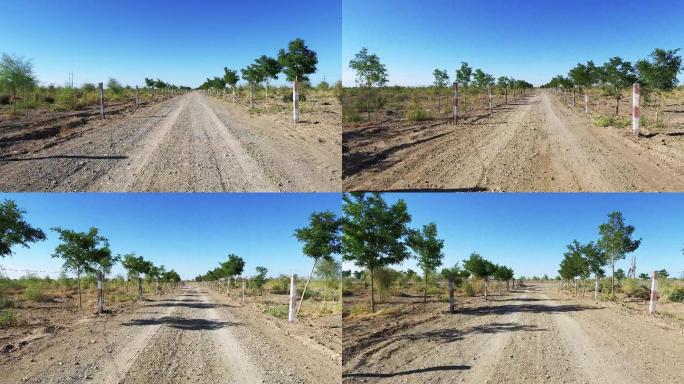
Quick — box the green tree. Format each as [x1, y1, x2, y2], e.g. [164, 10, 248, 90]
[656, 269, 669, 278]
[433, 69, 449, 112]
[455, 62, 472, 87]
[349, 47, 388, 121]
[440, 262, 469, 287]
[251, 266, 268, 297]
[582, 241, 607, 300]
[256, 55, 283, 98]
[463, 252, 497, 301]
[241, 64, 265, 111]
[635, 48, 683, 123]
[0, 53, 37, 114]
[493, 265, 514, 291]
[107, 78, 124, 95]
[0, 200, 46, 258]
[600, 57, 637, 115]
[614, 268, 626, 281]
[294, 211, 341, 315]
[560, 240, 589, 295]
[278, 38, 318, 123]
[220, 254, 245, 288]
[223, 68, 240, 102]
[121, 253, 151, 299]
[597, 211, 641, 300]
[163, 269, 181, 287]
[407, 222, 444, 303]
[315, 257, 341, 301]
[51, 227, 111, 309]
[342, 192, 411, 312]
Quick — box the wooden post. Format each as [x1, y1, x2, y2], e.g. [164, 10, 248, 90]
[488, 86, 493, 116]
[649, 271, 657, 315]
[585, 91, 589, 114]
[505, 87, 508, 105]
[242, 277, 246, 305]
[97, 271, 103, 315]
[452, 82, 459, 124]
[155, 277, 159, 295]
[135, 86, 139, 108]
[448, 278, 455, 314]
[288, 274, 297, 323]
[98, 82, 105, 119]
[572, 88, 576, 107]
[632, 83, 641, 136]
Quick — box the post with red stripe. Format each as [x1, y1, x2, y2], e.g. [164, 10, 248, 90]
[452, 82, 459, 124]
[649, 271, 657, 315]
[632, 83, 641, 135]
[288, 274, 297, 323]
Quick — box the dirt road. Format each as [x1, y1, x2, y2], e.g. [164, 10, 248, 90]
[1, 284, 340, 384]
[343, 283, 684, 383]
[343, 90, 684, 191]
[0, 92, 340, 192]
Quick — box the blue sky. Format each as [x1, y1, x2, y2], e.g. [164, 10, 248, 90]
[343, 0, 684, 86]
[342, 193, 684, 279]
[0, 0, 341, 88]
[0, 193, 341, 280]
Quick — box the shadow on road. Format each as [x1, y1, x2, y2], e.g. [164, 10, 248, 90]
[147, 302, 236, 309]
[343, 365, 471, 378]
[461, 303, 599, 316]
[121, 316, 241, 330]
[0, 155, 127, 162]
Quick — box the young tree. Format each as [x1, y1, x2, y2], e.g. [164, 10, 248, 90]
[463, 253, 497, 301]
[568, 61, 597, 108]
[278, 38, 318, 123]
[121, 253, 151, 299]
[0, 53, 37, 114]
[315, 257, 341, 301]
[107, 78, 124, 96]
[656, 269, 669, 278]
[51, 227, 111, 309]
[241, 64, 265, 111]
[0, 200, 46, 258]
[90, 247, 120, 314]
[597, 211, 641, 300]
[294, 211, 341, 315]
[251, 266, 268, 297]
[407, 222, 444, 303]
[582, 241, 608, 300]
[221, 254, 245, 289]
[493, 265, 514, 291]
[342, 192, 411, 312]
[144, 78, 156, 98]
[349, 47, 388, 122]
[560, 240, 589, 295]
[635, 48, 683, 123]
[163, 269, 181, 288]
[600, 57, 637, 115]
[256, 55, 282, 98]
[497, 76, 510, 104]
[433, 69, 449, 113]
[223, 68, 240, 102]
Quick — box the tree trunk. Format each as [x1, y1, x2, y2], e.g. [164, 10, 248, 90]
[611, 258, 615, 300]
[574, 279, 578, 296]
[424, 270, 428, 303]
[507, 280, 510, 291]
[138, 276, 143, 299]
[484, 278, 488, 301]
[370, 267, 375, 312]
[366, 85, 371, 121]
[296, 258, 318, 316]
[594, 276, 599, 301]
[77, 271, 82, 309]
[232, 86, 236, 103]
[249, 85, 254, 111]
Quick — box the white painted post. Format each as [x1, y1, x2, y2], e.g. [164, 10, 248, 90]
[293, 79, 300, 123]
[135, 86, 139, 108]
[452, 82, 459, 124]
[232, 87, 236, 103]
[98, 82, 105, 119]
[632, 83, 641, 136]
[448, 278, 455, 314]
[97, 271, 103, 314]
[594, 277, 599, 301]
[288, 274, 297, 323]
[649, 271, 657, 315]
[155, 277, 159, 295]
[584, 91, 589, 114]
[572, 88, 576, 107]
[242, 277, 246, 305]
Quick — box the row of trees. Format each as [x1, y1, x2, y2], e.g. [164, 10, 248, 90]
[0, 200, 180, 313]
[199, 38, 318, 123]
[543, 48, 683, 120]
[558, 211, 641, 300]
[342, 193, 515, 311]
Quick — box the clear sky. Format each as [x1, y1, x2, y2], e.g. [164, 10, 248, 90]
[342, 193, 684, 279]
[343, 0, 684, 86]
[0, 193, 341, 281]
[0, 0, 341, 88]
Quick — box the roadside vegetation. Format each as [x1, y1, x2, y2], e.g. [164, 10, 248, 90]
[343, 47, 534, 124]
[542, 48, 684, 132]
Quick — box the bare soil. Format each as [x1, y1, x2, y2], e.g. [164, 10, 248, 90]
[343, 90, 684, 191]
[0, 92, 340, 192]
[343, 282, 684, 383]
[1, 284, 340, 384]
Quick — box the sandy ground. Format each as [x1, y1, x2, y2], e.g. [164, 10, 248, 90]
[342, 283, 684, 383]
[343, 90, 684, 191]
[0, 92, 340, 192]
[1, 284, 340, 384]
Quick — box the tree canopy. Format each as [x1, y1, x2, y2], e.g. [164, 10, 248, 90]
[0, 199, 46, 258]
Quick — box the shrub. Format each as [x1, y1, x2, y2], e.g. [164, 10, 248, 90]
[0, 309, 15, 327]
[263, 305, 288, 319]
[0, 297, 13, 309]
[343, 107, 363, 123]
[622, 279, 650, 300]
[42, 96, 55, 104]
[593, 116, 628, 128]
[0, 95, 10, 105]
[282, 93, 306, 103]
[24, 285, 46, 302]
[669, 287, 684, 302]
[405, 106, 431, 122]
[462, 281, 476, 297]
